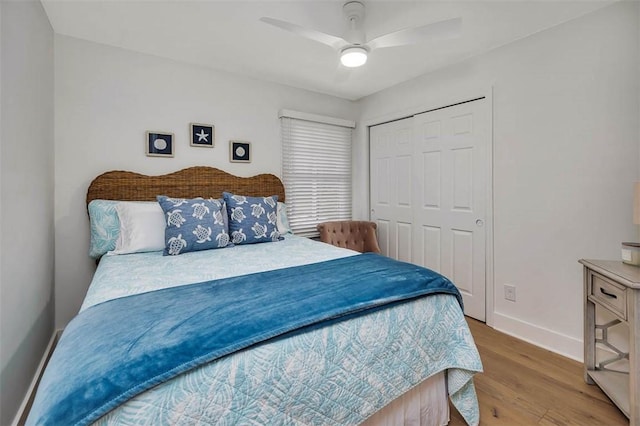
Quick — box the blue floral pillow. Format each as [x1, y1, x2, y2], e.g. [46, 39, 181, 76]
[157, 196, 230, 256]
[277, 202, 292, 235]
[88, 200, 120, 259]
[223, 192, 281, 245]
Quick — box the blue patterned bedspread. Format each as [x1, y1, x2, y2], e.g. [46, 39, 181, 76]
[49, 236, 483, 425]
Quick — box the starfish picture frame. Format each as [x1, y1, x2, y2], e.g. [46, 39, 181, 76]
[190, 123, 214, 148]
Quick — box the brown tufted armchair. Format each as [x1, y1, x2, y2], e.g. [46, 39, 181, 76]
[316, 221, 382, 254]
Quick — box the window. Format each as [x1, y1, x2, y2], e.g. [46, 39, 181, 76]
[280, 111, 354, 238]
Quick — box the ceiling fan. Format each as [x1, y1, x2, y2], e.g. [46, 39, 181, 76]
[260, 1, 461, 68]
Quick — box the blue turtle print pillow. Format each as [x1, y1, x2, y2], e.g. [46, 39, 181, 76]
[157, 196, 230, 256]
[223, 192, 281, 245]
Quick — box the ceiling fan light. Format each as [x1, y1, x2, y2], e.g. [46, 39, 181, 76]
[340, 47, 367, 67]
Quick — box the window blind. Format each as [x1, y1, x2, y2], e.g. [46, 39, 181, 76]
[281, 117, 353, 238]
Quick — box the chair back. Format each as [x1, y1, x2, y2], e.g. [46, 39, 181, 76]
[316, 221, 381, 254]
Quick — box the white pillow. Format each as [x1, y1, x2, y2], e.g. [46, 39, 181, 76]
[110, 201, 166, 255]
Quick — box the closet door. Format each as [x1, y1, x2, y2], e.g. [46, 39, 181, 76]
[413, 100, 488, 321]
[369, 117, 414, 262]
[369, 98, 489, 321]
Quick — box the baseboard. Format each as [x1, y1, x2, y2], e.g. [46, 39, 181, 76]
[12, 329, 62, 426]
[492, 312, 583, 362]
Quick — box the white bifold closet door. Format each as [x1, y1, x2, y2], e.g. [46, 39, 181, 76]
[370, 99, 488, 321]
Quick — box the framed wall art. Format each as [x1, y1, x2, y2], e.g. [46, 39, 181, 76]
[146, 131, 174, 157]
[190, 123, 214, 148]
[230, 141, 251, 163]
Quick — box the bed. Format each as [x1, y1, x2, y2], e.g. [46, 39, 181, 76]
[27, 167, 482, 426]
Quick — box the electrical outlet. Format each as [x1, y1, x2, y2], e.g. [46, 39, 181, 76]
[504, 284, 516, 302]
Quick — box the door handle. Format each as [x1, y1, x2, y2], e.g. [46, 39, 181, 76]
[475, 219, 484, 227]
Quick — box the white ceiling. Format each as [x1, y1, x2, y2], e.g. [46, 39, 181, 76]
[41, 0, 614, 101]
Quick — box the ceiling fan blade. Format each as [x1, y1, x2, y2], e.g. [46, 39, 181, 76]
[260, 17, 349, 50]
[367, 17, 462, 50]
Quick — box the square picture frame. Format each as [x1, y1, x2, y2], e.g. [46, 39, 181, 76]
[230, 140, 251, 163]
[146, 131, 174, 157]
[190, 123, 214, 148]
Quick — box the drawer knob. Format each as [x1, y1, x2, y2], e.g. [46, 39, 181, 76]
[600, 287, 617, 299]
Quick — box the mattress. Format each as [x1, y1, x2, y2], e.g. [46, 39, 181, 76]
[80, 235, 481, 425]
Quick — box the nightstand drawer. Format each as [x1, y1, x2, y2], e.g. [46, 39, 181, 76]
[590, 273, 627, 320]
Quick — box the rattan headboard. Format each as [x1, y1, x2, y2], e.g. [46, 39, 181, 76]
[86, 166, 285, 206]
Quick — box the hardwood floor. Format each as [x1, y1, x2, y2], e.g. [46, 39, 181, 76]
[449, 318, 629, 426]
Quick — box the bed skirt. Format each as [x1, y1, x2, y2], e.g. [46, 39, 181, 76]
[363, 371, 449, 426]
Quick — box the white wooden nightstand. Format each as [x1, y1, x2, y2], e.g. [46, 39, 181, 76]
[580, 259, 640, 425]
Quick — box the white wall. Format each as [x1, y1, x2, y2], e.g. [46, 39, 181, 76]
[54, 35, 356, 327]
[0, 1, 54, 424]
[356, 1, 640, 360]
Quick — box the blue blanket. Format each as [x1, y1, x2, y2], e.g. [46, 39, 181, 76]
[27, 253, 462, 426]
